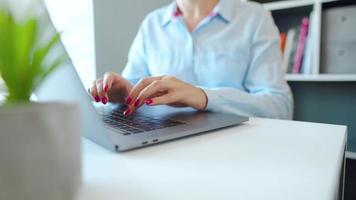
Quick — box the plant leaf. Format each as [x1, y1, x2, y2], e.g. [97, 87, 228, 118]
[32, 32, 61, 71]
[33, 56, 64, 90]
[0, 6, 64, 104]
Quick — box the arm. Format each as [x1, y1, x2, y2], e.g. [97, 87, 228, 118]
[203, 11, 293, 119]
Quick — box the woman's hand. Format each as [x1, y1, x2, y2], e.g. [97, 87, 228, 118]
[123, 76, 208, 115]
[88, 72, 133, 104]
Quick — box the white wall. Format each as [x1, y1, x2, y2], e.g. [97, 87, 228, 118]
[45, 0, 96, 88]
[93, 0, 169, 77]
[0, 0, 96, 89]
[2, 0, 169, 88]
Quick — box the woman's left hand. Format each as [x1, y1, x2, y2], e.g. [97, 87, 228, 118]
[123, 76, 208, 116]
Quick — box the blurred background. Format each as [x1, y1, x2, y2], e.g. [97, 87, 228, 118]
[43, 1, 356, 199]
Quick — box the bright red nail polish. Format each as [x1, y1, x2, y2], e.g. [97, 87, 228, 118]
[134, 99, 140, 107]
[104, 84, 108, 92]
[145, 99, 153, 105]
[102, 97, 108, 104]
[95, 96, 100, 102]
[125, 96, 132, 104]
[123, 108, 131, 116]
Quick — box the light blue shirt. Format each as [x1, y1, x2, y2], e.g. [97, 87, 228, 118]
[122, 0, 293, 119]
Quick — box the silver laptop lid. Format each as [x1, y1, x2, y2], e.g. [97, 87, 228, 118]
[17, 0, 115, 150]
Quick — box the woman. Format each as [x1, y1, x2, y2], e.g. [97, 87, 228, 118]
[89, 0, 293, 119]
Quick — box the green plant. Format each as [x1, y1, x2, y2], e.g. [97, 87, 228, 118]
[0, 6, 63, 105]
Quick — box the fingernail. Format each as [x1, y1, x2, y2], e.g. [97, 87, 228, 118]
[104, 84, 108, 92]
[102, 97, 108, 104]
[123, 108, 131, 116]
[95, 96, 100, 102]
[125, 96, 132, 104]
[134, 99, 140, 107]
[145, 99, 153, 105]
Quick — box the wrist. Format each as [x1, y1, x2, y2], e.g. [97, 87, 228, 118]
[188, 86, 208, 110]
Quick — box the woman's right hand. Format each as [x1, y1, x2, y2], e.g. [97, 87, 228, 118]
[88, 72, 133, 104]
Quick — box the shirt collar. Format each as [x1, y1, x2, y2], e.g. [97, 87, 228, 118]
[161, 0, 236, 27]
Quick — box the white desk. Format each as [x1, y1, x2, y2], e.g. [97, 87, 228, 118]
[76, 118, 346, 200]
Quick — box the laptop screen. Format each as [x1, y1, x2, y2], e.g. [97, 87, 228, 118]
[10, 0, 113, 147]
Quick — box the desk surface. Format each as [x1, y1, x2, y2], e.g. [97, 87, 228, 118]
[76, 118, 346, 200]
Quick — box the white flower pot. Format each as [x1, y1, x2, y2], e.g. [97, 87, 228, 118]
[0, 102, 81, 200]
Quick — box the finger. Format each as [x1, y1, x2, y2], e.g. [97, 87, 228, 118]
[103, 72, 116, 93]
[145, 94, 174, 106]
[123, 91, 166, 117]
[89, 82, 100, 102]
[123, 104, 135, 116]
[127, 76, 161, 105]
[134, 80, 170, 108]
[96, 79, 108, 104]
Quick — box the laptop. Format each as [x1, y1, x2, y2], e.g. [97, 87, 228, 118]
[35, 1, 248, 152]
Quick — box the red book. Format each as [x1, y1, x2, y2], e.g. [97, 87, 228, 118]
[292, 17, 309, 74]
[280, 32, 287, 54]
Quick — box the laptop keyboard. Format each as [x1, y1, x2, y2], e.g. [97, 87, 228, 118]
[99, 106, 185, 136]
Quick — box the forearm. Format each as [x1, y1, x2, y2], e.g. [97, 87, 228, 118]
[202, 87, 293, 120]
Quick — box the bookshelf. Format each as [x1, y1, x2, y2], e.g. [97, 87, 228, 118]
[258, 3, 356, 196]
[249, 0, 356, 159]
[250, 0, 356, 82]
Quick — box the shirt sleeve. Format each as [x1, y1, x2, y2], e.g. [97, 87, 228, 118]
[121, 23, 150, 84]
[202, 11, 293, 120]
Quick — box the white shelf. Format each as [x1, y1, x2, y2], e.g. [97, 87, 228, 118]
[346, 151, 356, 160]
[319, 0, 340, 4]
[261, 0, 339, 11]
[263, 0, 315, 11]
[285, 74, 356, 82]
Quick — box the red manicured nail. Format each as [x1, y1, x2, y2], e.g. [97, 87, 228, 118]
[95, 96, 100, 102]
[123, 108, 131, 116]
[145, 99, 153, 105]
[102, 97, 108, 104]
[125, 96, 132, 104]
[104, 84, 109, 92]
[134, 99, 140, 107]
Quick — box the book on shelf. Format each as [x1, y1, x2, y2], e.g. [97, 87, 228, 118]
[280, 14, 314, 75]
[280, 32, 287, 54]
[302, 12, 315, 74]
[281, 28, 297, 73]
[293, 17, 309, 74]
